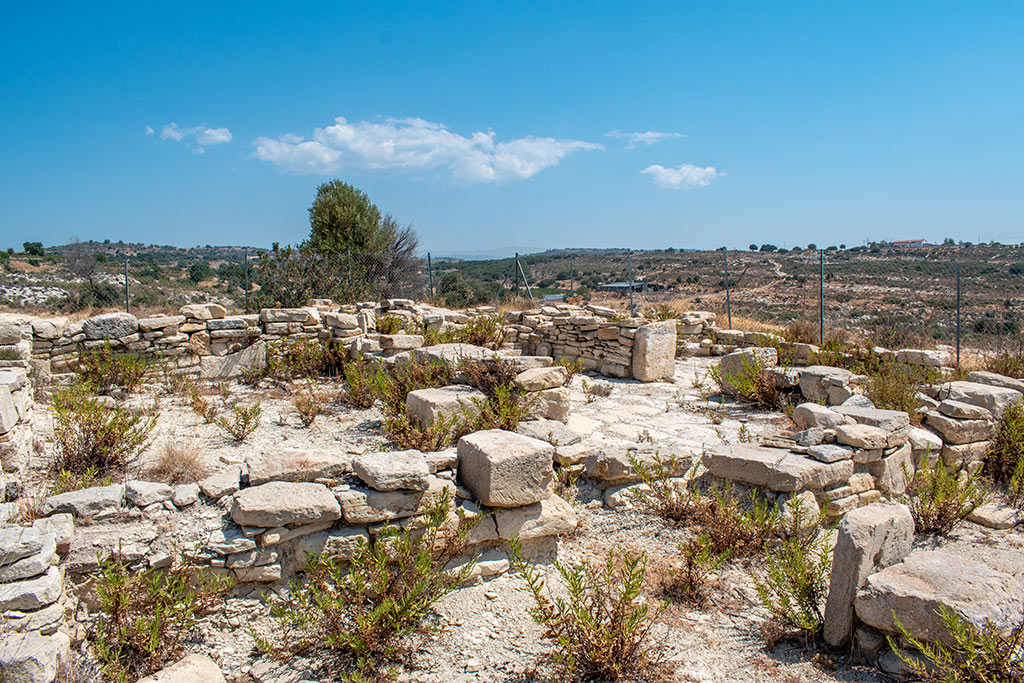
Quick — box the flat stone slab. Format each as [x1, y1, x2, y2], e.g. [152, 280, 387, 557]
[0, 533, 55, 583]
[41, 484, 124, 518]
[231, 482, 341, 527]
[834, 405, 910, 432]
[336, 477, 454, 524]
[855, 549, 1024, 646]
[406, 385, 486, 428]
[246, 449, 350, 486]
[138, 653, 227, 683]
[938, 381, 1022, 418]
[792, 403, 845, 430]
[494, 494, 578, 540]
[352, 450, 430, 491]
[514, 366, 567, 391]
[0, 565, 62, 611]
[702, 445, 853, 492]
[516, 419, 582, 447]
[0, 527, 43, 565]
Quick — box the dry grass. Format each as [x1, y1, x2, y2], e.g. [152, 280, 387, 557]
[144, 438, 207, 484]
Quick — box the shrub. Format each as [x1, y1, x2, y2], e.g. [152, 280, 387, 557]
[582, 379, 612, 402]
[471, 383, 535, 432]
[752, 502, 833, 637]
[987, 404, 1024, 507]
[556, 357, 585, 384]
[51, 385, 156, 476]
[783, 319, 819, 345]
[458, 357, 518, 399]
[665, 534, 728, 608]
[373, 356, 454, 417]
[509, 540, 668, 682]
[903, 460, 988, 535]
[294, 380, 328, 427]
[189, 389, 219, 423]
[456, 314, 506, 350]
[890, 606, 1024, 683]
[256, 491, 472, 679]
[214, 402, 261, 442]
[338, 356, 382, 409]
[145, 438, 206, 484]
[52, 465, 113, 495]
[76, 344, 148, 395]
[382, 412, 469, 452]
[92, 552, 230, 683]
[263, 339, 348, 381]
[376, 314, 409, 335]
[715, 355, 781, 410]
[985, 348, 1024, 380]
[864, 362, 940, 420]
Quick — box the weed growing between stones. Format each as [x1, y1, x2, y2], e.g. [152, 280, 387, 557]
[556, 356, 585, 384]
[214, 402, 262, 442]
[383, 411, 467, 452]
[92, 552, 231, 683]
[75, 342, 149, 395]
[145, 437, 206, 484]
[985, 346, 1024, 380]
[890, 606, 1024, 683]
[51, 384, 156, 478]
[582, 379, 612, 402]
[509, 538, 671, 682]
[902, 460, 988, 535]
[663, 534, 729, 608]
[189, 387, 220, 423]
[293, 379, 328, 427]
[751, 500, 833, 638]
[456, 314, 506, 350]
[52, 465, 113, 495]
[255, 491, 474, 680]
[338, 354, 381, 409]
[987, 403, 1024, 508]
[712, 355, 782, 410]
[863, 361, 940, 421]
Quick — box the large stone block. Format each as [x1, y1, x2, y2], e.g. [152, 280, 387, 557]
[137, 653, 227, 683]
[834, 405, 910, 432]
[336, 476, 454, 523]
[792, 403, 845, 430]
[379, 334, 425, 350]
[632, 320, 677, 381]
[231, 482, 341, 527]
[293, 527, 370, 567]
[83, 312, 138, 340]
[352, 450, 430, 491]
[0, 565, 62, 611]
[494, 494, 578, 540]
[246, 449, 350, 486]
[41, 484, 124, 518]
[823, 503, 914, 646]
[965, 371, 1024, 395]
[702, 445, 853, 492]
[938, 381, 1022, 419]
[200, 341, 266, 379]
[799, 366, 853, 403]
[180, 303, 226, 320]
[0, 533, 56, 583]
[719, 347, 777, 396]
[514, 366, 567, 391]
[924, 411, 993, 445]
[458, 429, 554, 507]
[406, 385, 486, 428]
[525, 387, 570, 423]
[855, 549, 1024, 646]
[0, 527, 44, 565]
[0, 631, 68, 683]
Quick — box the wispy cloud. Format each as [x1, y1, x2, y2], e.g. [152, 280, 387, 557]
[641, 163, 720, 190]
[252, 116, 603, 182]
[606, 130, 685, 149]
[152, 122, 233, 153]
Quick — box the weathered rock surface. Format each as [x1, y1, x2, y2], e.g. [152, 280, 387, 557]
[246, 449, 349, 486]
[458, 429, 553, 507]
[0, 533, 55, 583]
[137, 653, 227, 683]
[799, 366, 853, 403]
[966, 371, 1024, 395]
[834, 405, 910, 432]
[41, 484, 124, 518]
[200, 341, 266, 379]
[126, 480, 173, 507]
[835, 424, 888, 450]
[632, 320, 677, 382]
[516, 418, 581, 446]
[352, 450, 430, 491]
[513, 366, 567, 391]
[719, 347, 777, 396]
[0, 566, 62, 611]
[294, 528, 370, 567]
[494, 495, 578, 540]
[855, 549, 1024, 646]
[231, 482, 341, 527]
[702, 445, 853, 492]
[525, 387, 570, 423]
[0, 527, 43, 565]
[0, 631, 69, 683]
[924, 411, 993, 445]
[406, 385, 485, 428]
[938, 380, 1022, 418]
[792, 403, 845, 430]
[823, 503, 914, 646]
[336, 477, 454, 523]
[83, 312, 138, 340]
[198, 467, 241, 498]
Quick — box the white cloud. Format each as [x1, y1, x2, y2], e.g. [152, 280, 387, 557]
[606, 130, 684, 149]
[144, 125, 155, 135]
[157, 122, 232, 153]
[641, 163, 720, 190]
[252, 116, 602, 182]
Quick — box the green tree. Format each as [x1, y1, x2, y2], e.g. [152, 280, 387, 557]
[188, 261, 213, 284]
[308, 180, 388, 256]
[23, 241, 44, 256]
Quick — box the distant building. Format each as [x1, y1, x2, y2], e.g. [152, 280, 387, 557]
[596, 281, 663, 293]
[890, 239, 931, 248]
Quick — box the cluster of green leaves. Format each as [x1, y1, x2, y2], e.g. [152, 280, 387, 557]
[863, 361, 942, 420]
[903, 460, 988, 535]
[76, 343, 149, 395]
[666, 534, 729, 607]
[752, 499, 833, 637]
[987, 404, 1024, 508]
[262, 338, 349, 381]
[712, 354, 782, 410]
[509, 539, 668, 682]
[52, 464, 113, 495]
[51, 384, 156, 478]
[891, 606, 1024, 683]
[293, 380, 328, 427]
[256, 491, 472, 680]
[214, 402, 262, 442]
[92, 553, 231, 683]
[985, 348, 1024, 380]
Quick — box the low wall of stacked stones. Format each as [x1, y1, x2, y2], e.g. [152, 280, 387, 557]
[0, 298, 678, 386]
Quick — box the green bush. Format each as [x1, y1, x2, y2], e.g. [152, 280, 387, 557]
[890, 605, 1024, 682]
[864, 362, 940, 420]
[76, 343, 149, 395]
[713, 355, 781, 410]
[903, 460, 988, 535]
[752, 501, 832, 637]
[256, 491, 472, 679]
[51, 385, 156, 477]
[988, 404, 1024, 508]
[214, 402, 261, 442]
[455, 314, 506, 350]
[509, 540, 668, 681]
[92, 553, 230, 682]
[665, 534, 729, 608]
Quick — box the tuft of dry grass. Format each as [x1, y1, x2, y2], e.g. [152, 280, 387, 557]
[145, 438, 207, 484]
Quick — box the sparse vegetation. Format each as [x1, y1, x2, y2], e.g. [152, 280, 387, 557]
[92, 553, 231, 683]
[293, 380, 328, 426]
[664, 534, 728, 608]
[863, 361, 940, 420]
[214, 402, 262, 442]
[145, 438, 206, 484]
[509, 539, 669, 682]
[903, 460, 988, 535]
[255, 491, 472, 680]
[987, 404, 1024, 508]
[76, 343, 148, 395]
[582, 378, 613, 402]
[456, 314, 506, 350]
[51, 385, 156, 477]
[890, 606, 1024, 683]
[713, 355, 782, 410]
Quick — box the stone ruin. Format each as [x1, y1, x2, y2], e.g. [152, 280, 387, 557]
[1, 301, 1023, 681]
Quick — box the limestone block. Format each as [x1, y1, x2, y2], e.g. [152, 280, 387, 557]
[719, 347, 777, 396]
[231, 482, 342, 527]
[457, 430, 553, 507]
[336, 477, 454, 524]
[137, 653, 226, 683]
[792, 403, 845, 430]
[246, 449, 350, 486]
[632, 320, 677, 382]
[41, 484, 124, 518]
[494, 495, 578, 540]
[513, 366, 567, 391]
[702, 445, 853, 492]
[406, 385, 486, 428]
[199, 341, 266, 379]
[525, 387, 570, 423]
[180, 303, 226, 320]
[352, 450, 430, 491]
[82, 312, 138, 340]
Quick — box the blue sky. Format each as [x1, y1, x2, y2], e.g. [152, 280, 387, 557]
[2, 2, 1022, 253]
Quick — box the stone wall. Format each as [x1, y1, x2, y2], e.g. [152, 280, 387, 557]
[0, 367, 34, 485]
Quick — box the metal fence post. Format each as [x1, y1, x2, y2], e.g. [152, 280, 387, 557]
[427, 252, 434, 298]
[569, 254, 574, 295]
[819, 248, 824, 345]
[124, 258, 129, 313]
[723, 248, 732, 329]
[956, 264, 961, 367]
[243, 248, 249, 313]
[514, 253, 520, 295]
[627, 250, 635, 317]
